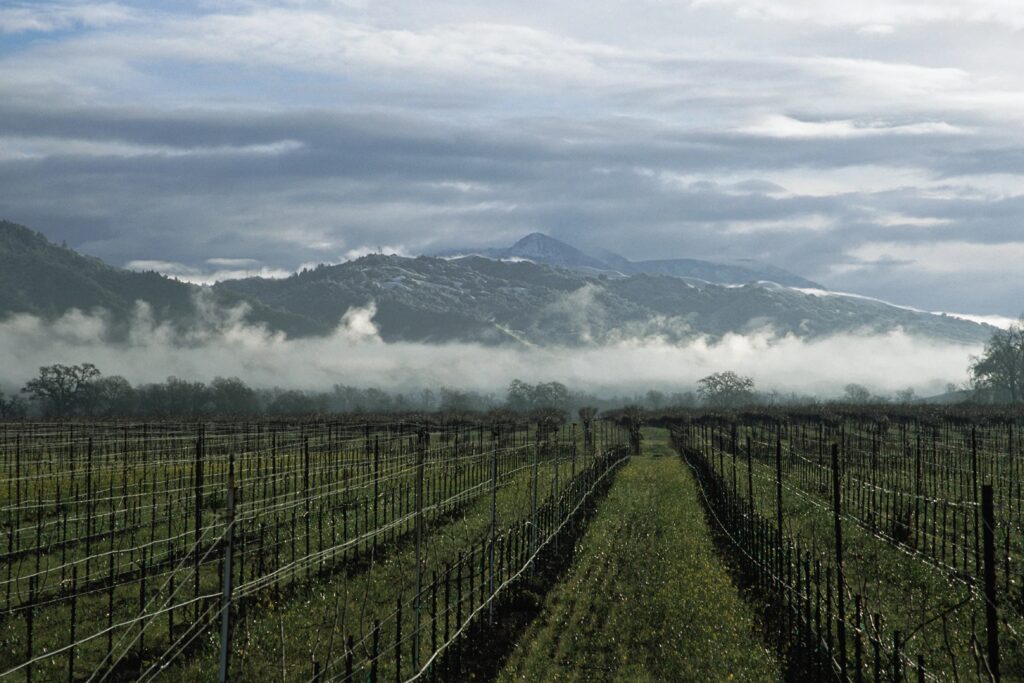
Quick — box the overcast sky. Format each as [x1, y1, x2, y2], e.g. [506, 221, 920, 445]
[1, 0, 1023, 316]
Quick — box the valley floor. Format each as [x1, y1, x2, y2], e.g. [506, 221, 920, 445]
[498, 428, 778, 682]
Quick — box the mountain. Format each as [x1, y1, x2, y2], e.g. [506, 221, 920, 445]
[215, 253, 991, 346]
[0, 220, 995, 347]
[0, 220, 326, 338]
[437, 232, 822, 288]
[620, 257, 822, 289]
[496, 233, 622, 274]
[438, 232, 617, 275]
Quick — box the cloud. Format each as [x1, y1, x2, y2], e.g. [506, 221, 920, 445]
[0, 135, 303, 161]
[0, 301, 982, 398]
[1, 100, 1022, 315]
[1, 0, 1024, 320]
[867, 211, 952, 228]
[338, 302, 381, 342]
[343, 245, 411, 261]
[740, 115, 968, 139]
[125, 259, 293, 285]
[844, 240, 1024, 274]
[0, 2, 136, 34]
[690, 0, 1024, 31]
[2, 9, 648, 98]
[720, 214, 836, 235]
[940, 312, 1020, 329]
[857, 24, 895, 35]
[206, 258, 262, 268]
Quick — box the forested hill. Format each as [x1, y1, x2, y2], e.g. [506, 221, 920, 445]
[0, 220, 326, 338]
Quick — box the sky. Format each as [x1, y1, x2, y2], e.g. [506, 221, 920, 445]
[1, 0, 1023, 317]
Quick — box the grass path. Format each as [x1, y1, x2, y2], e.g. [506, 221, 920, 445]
[499, 428, 778, 682]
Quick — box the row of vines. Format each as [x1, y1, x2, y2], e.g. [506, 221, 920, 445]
[0, 417, 629, 681]
[670, 412, 1024, 682]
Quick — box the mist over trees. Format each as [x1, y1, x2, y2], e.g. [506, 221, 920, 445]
[21, 363, 100, 415]
[2, 366, 602, 418]
[506, 380, 572, 412]
[0, 386, 27, 418]
[6, 365, 678, 418]
[970, 319, 1024, 403]
[696, 371, 756, 409]
[6, 364, 525, 417]
[843, 383, 872, 404]
[8, 344, 1017, 419]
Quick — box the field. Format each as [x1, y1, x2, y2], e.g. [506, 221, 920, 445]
[2, 409, 1022, 682]
[0, 418, 629, 681]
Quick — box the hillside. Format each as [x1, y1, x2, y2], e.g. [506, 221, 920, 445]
[0, 220, 326, 338]
[438, 232, 824, 288]
[216, 253, 991, 345]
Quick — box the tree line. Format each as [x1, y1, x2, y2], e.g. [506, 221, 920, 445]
[0, 365, 488, 418]
[0, 367, 608, 418]
[0, 364, 926, 420]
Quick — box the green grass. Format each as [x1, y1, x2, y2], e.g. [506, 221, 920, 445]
[499, 428, 778, 682]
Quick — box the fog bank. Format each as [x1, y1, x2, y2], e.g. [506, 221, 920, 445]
[0, 302, 981, 398]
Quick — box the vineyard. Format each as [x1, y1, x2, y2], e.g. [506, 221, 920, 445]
[667, 411, 1024, 682]
[0, 418, 630, 681]
[4, 408, 1024, 682]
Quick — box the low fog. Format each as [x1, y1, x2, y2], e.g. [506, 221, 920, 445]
[0, 301, 981, 399]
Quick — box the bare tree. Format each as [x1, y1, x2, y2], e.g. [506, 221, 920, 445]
[89, 375, 136, 417]
[22, 363, 101, 416]
[644, 390, 666, 410]
[970, 320, 1024, 403]
[894, 387, 917, 404]
[0, 387, 27, 419]
[843, 383, 872, 404]
[697, 371, 755, 409]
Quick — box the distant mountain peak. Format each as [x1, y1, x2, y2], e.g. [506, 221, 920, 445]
[511, 231, 554, 244]
[509, 232, 578, 254]
[501, 232, 613, 272]
[458, 231, 823, 289]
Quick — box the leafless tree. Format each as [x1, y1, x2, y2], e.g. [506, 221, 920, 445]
[970, 319, 1024, 403]
[696, 370, 755, 409]
[21, 362, 101, 415]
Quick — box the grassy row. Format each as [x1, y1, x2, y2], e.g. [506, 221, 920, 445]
[499, 428, 778, 682]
